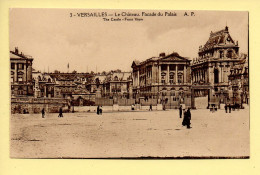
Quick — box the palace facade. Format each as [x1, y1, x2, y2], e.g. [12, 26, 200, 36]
[131, 52, 192, 108]
[191, 26, 244, 106]
[10, 47, 33, 96]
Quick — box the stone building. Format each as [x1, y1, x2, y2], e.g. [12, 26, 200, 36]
[131, 52, 192, 108]
[10, 47, 33, 96]
[103, 72, 132, 98]
[86, 72, 132, 98]
[228, 53, 249, 105]
[32, 71, 56, 98]
[191, 26, 243, 107]
[48, 72, 91, 98]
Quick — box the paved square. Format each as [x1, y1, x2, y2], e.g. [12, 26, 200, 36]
[10, 107, 249, 158]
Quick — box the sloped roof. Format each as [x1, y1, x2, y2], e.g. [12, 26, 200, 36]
[10, 52, 23, 59]
[159, 52, 190, 62]
[200, 26, 237, 52]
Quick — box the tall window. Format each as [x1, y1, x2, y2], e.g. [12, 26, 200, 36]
[178, 73, 183, 83]
[214, 69, 219, 84]
[219, 51, 224, 58]
[169, 72, 174, 84]
[18, 72, 23, 82]
[161, 72, 166, 84]
[18, 63, 24, 70]
[11, 63, 15, 69]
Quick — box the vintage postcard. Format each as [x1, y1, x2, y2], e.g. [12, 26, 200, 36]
[9, 9, 249, 158]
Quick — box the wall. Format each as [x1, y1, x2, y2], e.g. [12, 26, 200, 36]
[11, 97, 69, 114]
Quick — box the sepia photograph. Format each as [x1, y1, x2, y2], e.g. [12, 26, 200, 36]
[9, 9, 249, 158]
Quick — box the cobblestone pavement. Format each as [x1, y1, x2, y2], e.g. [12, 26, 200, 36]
[10, 106, 249, 158]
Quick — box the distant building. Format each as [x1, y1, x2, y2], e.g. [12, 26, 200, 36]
[103, 72, 132, 98]
[86, 71, 132, 98]
[48, 72, 92, 98]
[86, 74, 107, 95]
[10, 47, 33, 96]
[191, 26, 244, 107]
[32, 71, 56, 98]
[131, 52, 192, 108]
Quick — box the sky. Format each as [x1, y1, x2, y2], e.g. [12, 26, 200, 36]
[9, 9, 248, 73]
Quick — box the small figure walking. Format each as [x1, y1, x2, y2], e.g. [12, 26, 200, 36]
[225, 104, 228, 113]
[182, 109, 187, 126]
[149, 104, 152, 111]
[179, 105, 182, 118]
[42, 108, 45, 118]
[58, 107, 63, 117]
[99, 106, 103, 115]
[228, 104, 232, 113]
[182, 108, 191, 129]
[97, 106, 100, 115]
[186, 108, 191, 129]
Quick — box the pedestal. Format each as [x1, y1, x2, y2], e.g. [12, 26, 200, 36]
[220, 103, 225, 110]
[113, 104, 119, 111]
[157, 104, 163, 110]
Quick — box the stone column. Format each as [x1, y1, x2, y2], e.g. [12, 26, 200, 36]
[195, 71, 197, 82]
[158, 65, 161, 84]
[137, 70, 140, 86]
[44, 85, 47, 97]
[221, 66, 223, 83]
[175, 65, 178, 84]
[167, 64, 170, 84]
[24, 63, 27, 82]
[184, 65, 186, 83]
[14, 63, 18, 82]
[223, 66, 226, 83]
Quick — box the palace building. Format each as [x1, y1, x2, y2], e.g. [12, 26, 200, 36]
[10, 47, 34, 96]
[131, 52, 192, 108]
[191, 26, 244, 107]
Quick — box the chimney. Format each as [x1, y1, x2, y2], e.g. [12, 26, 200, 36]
[15, 47, 18, 54]
[159, 52, 166, 57]
[225, 26, 229, 32]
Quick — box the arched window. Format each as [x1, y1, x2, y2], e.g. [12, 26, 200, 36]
[114, 76, 118, 81]
[170, 88, 175, 96]
[169, 72, 174, 84]
[177, 72, 183, 83]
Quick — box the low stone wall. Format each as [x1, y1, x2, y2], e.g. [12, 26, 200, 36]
[73, 105, 163, 113]
[11, 97, 69, 114]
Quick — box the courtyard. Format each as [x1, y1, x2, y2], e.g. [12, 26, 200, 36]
[10, 106, 249, 158]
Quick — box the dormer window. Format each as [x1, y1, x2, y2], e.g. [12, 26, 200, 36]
[219, 51, 224, 58]
[227, 50, 233, 58]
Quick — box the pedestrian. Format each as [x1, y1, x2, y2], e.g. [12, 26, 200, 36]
[179, 105, 182, 118]
[149, 104, 152, 111]
[97, 105, 100, 115]
[131, 104, 135, 110]
[182, 109, 187, 126]
[42, 108, 45, 118]
[99, 106, 103, 115]
[225, 104, 228, 113]
[228, 104, 231, 113]
[58, 107, 63, 117]
[186, 108, 191, 129]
